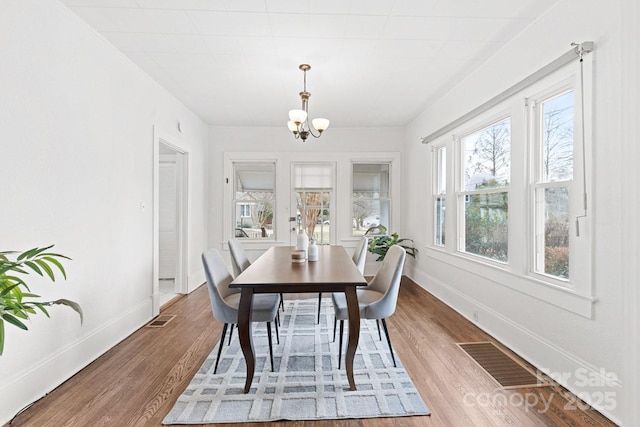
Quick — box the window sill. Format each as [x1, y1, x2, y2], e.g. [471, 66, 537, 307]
[425, 247, 596, 318]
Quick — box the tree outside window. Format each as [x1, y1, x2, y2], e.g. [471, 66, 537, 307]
[459, 118, 511, 262]
[534, 90, 574, 279]
[352, 163, 390, 236]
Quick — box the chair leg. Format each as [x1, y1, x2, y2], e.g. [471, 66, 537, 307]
[317, 292, 323, 324]
[266, 322, 275, 372]
[338, 319, 344, 369]
[214, 323, 229, 374]
[376, 319, 382, 341]
[280, 293, 285, 312]
[276, 311, 281, 327]
[275, 316, 280, 344]
[333, 315, 337, 342]
[228, 323, 234, 345]
[380, 318, 397, 367]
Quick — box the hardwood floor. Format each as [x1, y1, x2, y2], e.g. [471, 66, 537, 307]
[6, 278, 615, 427]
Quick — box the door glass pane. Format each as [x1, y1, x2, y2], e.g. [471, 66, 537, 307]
[463, 192, 508, 261]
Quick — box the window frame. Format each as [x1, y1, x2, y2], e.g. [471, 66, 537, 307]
[350, 162, 392, 237]
[230, 159, 277, 242]
[291, 162, 336, 245]
[425, 60, 594, 317]
[526, 77, 591, 292]
[455, 114, 512, 265]
[432, 144, 447, 247]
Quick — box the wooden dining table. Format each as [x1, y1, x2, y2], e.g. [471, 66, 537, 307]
[229, 245, 368, 393]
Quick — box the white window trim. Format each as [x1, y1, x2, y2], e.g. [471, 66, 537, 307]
[350, 161, 392, 237]
[291, 161, 336, 245]
[432, 143, 447, 247]
[224, 152, 402, 251]
[425, 58, 595, 318]
[454, 113, 511, 263]
[224, 154, 279, 247]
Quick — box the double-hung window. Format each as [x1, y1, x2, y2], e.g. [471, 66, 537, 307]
[457, 117, 511, 262]
[433, 146, 446, 246]
[428, 57, 592, 313]
[530, 88, 575, 281]
[233, 162, 275, 239]
[351, 163, 391, 236]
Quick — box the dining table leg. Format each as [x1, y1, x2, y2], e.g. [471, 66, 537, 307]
[344, 286, 360, 390]
[237, 287, 255, 393]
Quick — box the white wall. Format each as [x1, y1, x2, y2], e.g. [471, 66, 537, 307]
[0, 0, 209, 423]
[404, 0, 624, 423]
[207, 126, 405, 272]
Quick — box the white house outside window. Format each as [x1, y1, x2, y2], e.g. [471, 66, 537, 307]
[233, 162, 275, 239]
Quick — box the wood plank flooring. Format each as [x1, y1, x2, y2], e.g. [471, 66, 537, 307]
[5, 278, 615, 427]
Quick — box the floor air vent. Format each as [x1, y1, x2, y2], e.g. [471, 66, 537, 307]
[458, 341, 548, 389]
[146, 315, 176, 328]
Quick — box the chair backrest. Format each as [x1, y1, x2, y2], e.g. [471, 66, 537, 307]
[352, 236, 368, 274]
[365, 245, 406, 319]
[201, 248, 238, 324]
[228, 238, 251, 278]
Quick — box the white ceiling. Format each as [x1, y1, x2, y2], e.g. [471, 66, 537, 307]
[61, 0, 560, 128]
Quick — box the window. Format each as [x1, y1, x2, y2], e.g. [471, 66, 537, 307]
[352, 163, 391, 236]
[532, 89, 574, 280]
[233, 162, 275, 239]
[293, 163, 334, 245]
[433, 146, 446, 246]
[239, 204, 251, 218]
[425, 58, 593, 314]
[457, 117, 510, 262]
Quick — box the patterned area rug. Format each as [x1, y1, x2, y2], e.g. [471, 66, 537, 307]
[163, 298, 430, 424]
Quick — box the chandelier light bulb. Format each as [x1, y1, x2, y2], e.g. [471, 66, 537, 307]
[289, 109, 307, 125]
[312, 118, 330, 132]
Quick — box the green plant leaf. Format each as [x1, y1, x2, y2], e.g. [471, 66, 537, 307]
[23, 261, 44, 276]
[17, 246, 53, 261]
[43, 257, 67, 279]
[34, 259, 55, 281]
[0, 319, 4, 356]
[32, 303, 51, 318]
[2, 313, 29, 330]
[0, 283, 22, 297]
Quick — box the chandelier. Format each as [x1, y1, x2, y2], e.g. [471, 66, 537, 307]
[287, 64, 330, 142]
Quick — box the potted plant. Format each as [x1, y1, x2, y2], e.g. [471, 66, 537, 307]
[0, 245, 82, 355]
[365, 225, 418, 261]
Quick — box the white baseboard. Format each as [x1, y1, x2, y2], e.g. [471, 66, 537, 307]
[0, 298, 152, 425]
[407, 268, 622, 425]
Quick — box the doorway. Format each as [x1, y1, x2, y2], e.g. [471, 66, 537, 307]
[153, 133, 188, 315]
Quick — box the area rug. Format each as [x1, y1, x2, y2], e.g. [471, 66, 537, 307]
[163, 298, 430, 424]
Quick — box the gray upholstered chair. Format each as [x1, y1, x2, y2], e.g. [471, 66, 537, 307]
[331, 244, 406, 368]
[229, 239, 284, 312]
[202, 248, 281, 374]
[228, 238, 251, 278]
[317, 236, 368, 324]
